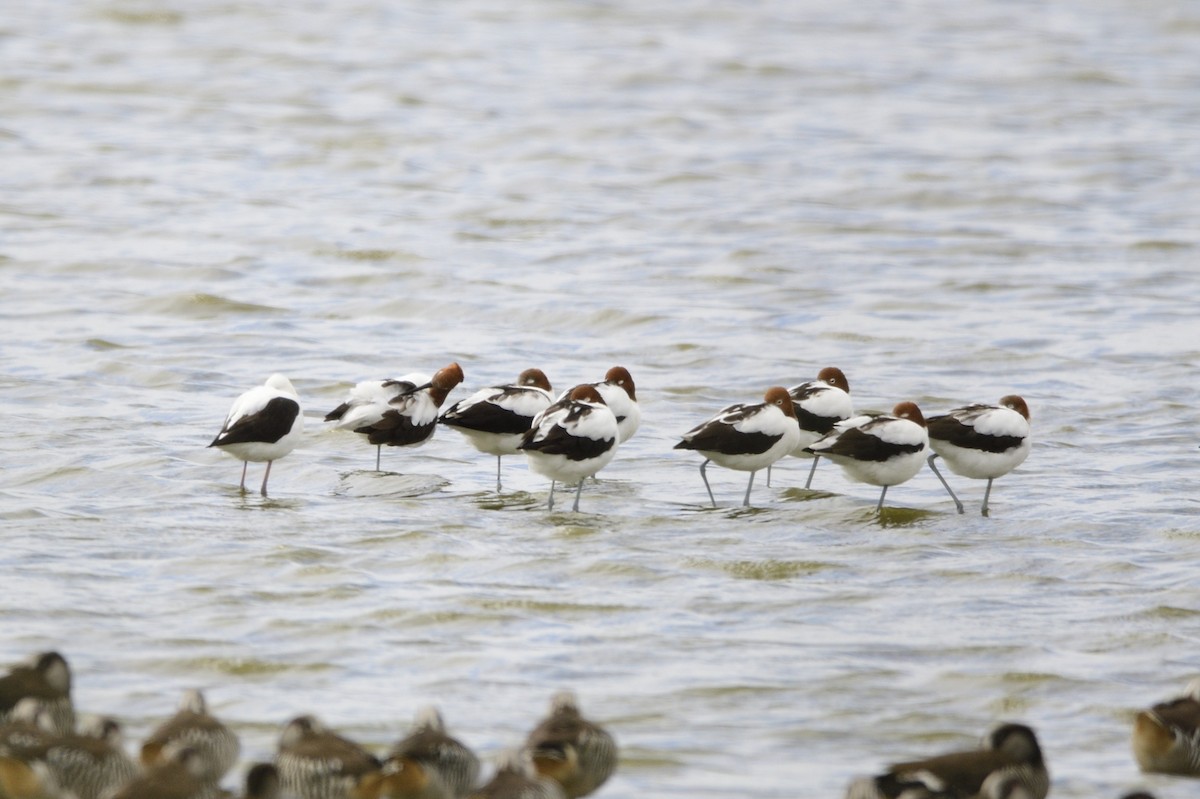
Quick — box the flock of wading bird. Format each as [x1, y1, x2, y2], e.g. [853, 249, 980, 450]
[0, 652, 614, 799]
[209, 364, 1032, 514]
[3, 652, 1199, 798]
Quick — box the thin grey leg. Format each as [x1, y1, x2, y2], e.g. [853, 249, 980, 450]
[742, 471, 756, 506]
[981, 478, 994, 517]
[260, 461, 272, 497]
[495, 456, 502, 492]
[547, 480, 556, 511]
[926, 454, 964, 514]
[375, 445, 381, 472]
[766, 464, 772, 487]
[804, 455, 820, 489]
[238, 461, 248, 492]
[699, 459, 716, 507]
[572, 480, 585, 512]
[875, 484, 888, 512]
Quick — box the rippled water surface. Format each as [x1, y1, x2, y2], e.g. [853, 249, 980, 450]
[3, 1, 1200, 797]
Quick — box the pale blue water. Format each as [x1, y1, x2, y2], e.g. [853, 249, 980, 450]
[2, 1, 1200, 797]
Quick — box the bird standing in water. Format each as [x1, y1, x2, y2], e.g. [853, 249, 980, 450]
[209, 374, 304, 496]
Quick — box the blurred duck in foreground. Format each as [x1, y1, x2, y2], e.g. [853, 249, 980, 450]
[1131, 678, 1200, 776]
[360, 706, 479, 799]
[110, 744, 209, 799]
[523, 692, 616, 799]
[468, 750, 563, 799]
[0, 652, 74, 737]
[276, 715, 380, 799]
[140, 689, 239, 789]
[844, 722, 1049, 799]
[0, 707, 138, 799]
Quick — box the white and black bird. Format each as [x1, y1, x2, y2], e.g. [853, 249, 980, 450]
[524, 692, 616, 799]
[784, 366, 854, 488]
[925, 395, 1031, 516]
[440, 368, 555, 491]
[673, 386, 801, 507]
[575, 366, 640, 445]
[804, 401, 928, 512]
[325, 362, 464, 472]
[209, 374, 304, 497]
[844, 722, 1049, 799]
[518, 385, 619, 513]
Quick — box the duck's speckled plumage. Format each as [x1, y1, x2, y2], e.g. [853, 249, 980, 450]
[276, 715, 381, 799]
[1132, 679, 1200, 776]
[141, 690, 240, 786]
[386, 707, 479, 798]
[524, 692, 616, 799]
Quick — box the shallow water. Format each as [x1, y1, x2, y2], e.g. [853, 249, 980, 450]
[2, 1, 1200, 797]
